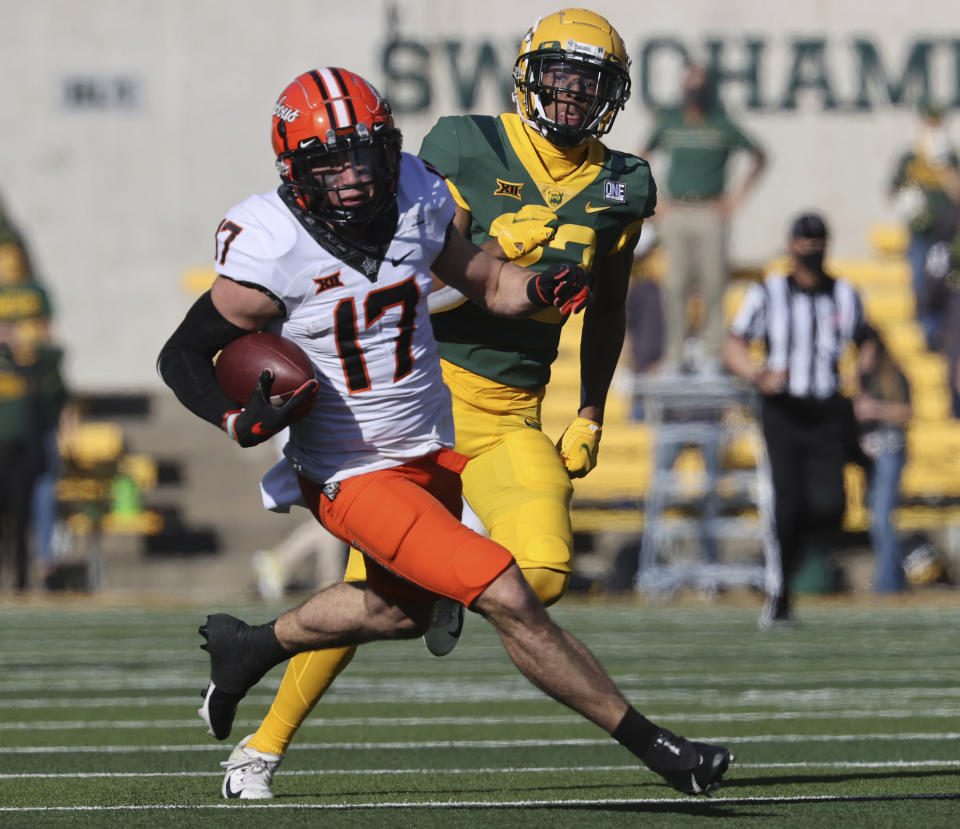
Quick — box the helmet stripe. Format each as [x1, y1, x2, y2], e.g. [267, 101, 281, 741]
[328, 67, 359, 125]
[318, 67, 351, 128]
[307, 70, 338, 134]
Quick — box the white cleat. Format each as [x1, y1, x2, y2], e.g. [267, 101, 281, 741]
[220, 734, 283, 799]
[423, 597, 465, 657]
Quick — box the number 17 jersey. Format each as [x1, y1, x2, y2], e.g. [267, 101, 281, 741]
[214, 153, 456, 485]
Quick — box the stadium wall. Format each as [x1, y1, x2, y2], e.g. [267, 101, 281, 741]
[0, 0, 955, 389]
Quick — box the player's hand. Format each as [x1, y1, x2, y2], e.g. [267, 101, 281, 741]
[526, 263, 590, 315]
[557, 417, 602, 479]
[491, 204, 558, 260]
[222, 370, 318, 447]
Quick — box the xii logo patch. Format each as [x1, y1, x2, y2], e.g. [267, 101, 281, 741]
[493, 179, 524, 200]
[313, 270, 343, 294]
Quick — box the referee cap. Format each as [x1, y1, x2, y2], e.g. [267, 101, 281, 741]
[790, 212, 828, 240]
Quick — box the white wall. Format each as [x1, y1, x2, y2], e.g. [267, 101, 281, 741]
[0, 0, 955, 389]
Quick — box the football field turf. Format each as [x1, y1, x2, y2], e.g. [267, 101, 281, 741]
[1, 596, 958, 827]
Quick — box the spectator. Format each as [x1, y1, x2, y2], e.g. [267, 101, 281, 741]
[626, 225, 664, 419]
[925, 235, 960, 418]
[640, 62, 766, 375]
[0, 323, 43, 591]
[854, 339, 912, 593]
[889, 101, 960, 352]
[0, 192, 67, 586]
[723, 212, 878, 626]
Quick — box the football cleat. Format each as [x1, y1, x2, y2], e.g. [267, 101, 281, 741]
[642, 728, 734, 796]
[197, 614, 263, 740]
[221, 734, 283, 799]
[423, 597, 464, 657]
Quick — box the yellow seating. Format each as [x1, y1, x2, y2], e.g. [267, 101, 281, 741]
[868, 223, 910, 258]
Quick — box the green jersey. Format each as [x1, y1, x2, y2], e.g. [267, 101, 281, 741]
[419, 113, 655, 389]
[644, 107, 758, 200]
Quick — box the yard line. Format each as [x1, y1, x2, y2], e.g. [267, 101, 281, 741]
[2, 793, 959, 812]
[6, 732, 960, 754]
[3, 759, 960, 780]
[6, 706, 960, 731]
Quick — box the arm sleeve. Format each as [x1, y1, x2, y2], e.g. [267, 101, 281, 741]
[156, 290, 253, 428]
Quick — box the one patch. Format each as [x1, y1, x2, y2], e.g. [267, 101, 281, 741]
[604, 179, 627, 203]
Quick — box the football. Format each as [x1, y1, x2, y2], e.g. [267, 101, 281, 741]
[215, 332, 315, 407]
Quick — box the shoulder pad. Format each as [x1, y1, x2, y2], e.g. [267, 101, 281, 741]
[220, 193, 298, 263]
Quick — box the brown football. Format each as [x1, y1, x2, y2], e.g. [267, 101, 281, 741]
[215, 332, 315, 406]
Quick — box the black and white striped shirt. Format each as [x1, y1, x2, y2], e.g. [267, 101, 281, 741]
[729, 271, 873, 399]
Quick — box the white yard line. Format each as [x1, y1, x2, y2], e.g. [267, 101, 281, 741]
[5, 706, 960, 730]
[5, 731, 960, 754]
[1, 792, 959, 812]
[3, 759, 960, 780]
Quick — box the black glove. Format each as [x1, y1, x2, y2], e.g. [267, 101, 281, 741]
[526, 263, 590, 314]
[222, 370, 318, 447]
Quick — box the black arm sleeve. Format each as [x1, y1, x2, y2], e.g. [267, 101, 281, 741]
[157, 290, 254, 428]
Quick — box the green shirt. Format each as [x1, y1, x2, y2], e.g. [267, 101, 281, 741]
[419, 114, 656, 389]
[890, 150, 960, 238]
[644, 107, 758, 199]
[0, 346, 32, 442]
[0, 280, 51, 325]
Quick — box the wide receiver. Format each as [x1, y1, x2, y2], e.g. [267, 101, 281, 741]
[226, 9, 661, 799]
[159, 65, 732, 800]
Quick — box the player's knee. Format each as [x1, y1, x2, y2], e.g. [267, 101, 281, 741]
[522, 566, 570, 607]
[472, 563, 548, 628]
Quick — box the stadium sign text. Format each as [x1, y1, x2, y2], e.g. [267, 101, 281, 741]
[381, 35, 960, 114]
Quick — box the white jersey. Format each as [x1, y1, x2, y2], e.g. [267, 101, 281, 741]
[215, 153, 456, 486]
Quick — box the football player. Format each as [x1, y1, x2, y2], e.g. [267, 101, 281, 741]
[228, 10, 667, 798]
[159, 64, 732, 801]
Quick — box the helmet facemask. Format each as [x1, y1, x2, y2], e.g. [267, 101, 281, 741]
[516, 55, 628, 147]
[279, 123, 402, 229]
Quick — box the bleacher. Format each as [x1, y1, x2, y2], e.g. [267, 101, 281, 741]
[543, 228, 960, 571]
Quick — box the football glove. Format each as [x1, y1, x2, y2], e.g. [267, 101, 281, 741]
[526, 263, 590, 315]
[556, 417, 602, 479]
[222, 370, 318, 448]
[490, 204, 558, 260]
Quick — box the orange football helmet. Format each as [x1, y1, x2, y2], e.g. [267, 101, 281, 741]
[271, 68, 402, 227]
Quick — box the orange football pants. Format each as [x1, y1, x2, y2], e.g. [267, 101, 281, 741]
[297, 449, 514, 607]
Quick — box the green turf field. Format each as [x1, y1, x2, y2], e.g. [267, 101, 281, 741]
[1, 597, 958, 827]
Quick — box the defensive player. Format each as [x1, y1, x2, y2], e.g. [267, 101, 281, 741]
[159, 66, 732, 800]
[225, 10, 661, 798]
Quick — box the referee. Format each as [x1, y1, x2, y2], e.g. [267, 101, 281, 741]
[724, 212, 878, 626]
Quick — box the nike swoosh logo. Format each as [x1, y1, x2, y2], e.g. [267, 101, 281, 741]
[584, 202, 610, 213]
[390, 250, 414, 267]
[523, 417, 542, 431]
[251, 422, 270, 435]
[223, 772, 241, 799]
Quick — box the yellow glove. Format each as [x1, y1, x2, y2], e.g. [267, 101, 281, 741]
[556, 417, 602, 479]
[489, 204, 558, 260]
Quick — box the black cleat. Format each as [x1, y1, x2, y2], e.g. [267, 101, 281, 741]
[198, 681, 244, 741]
[643, 728, 734, 795]
[197, 614, 261, 741]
